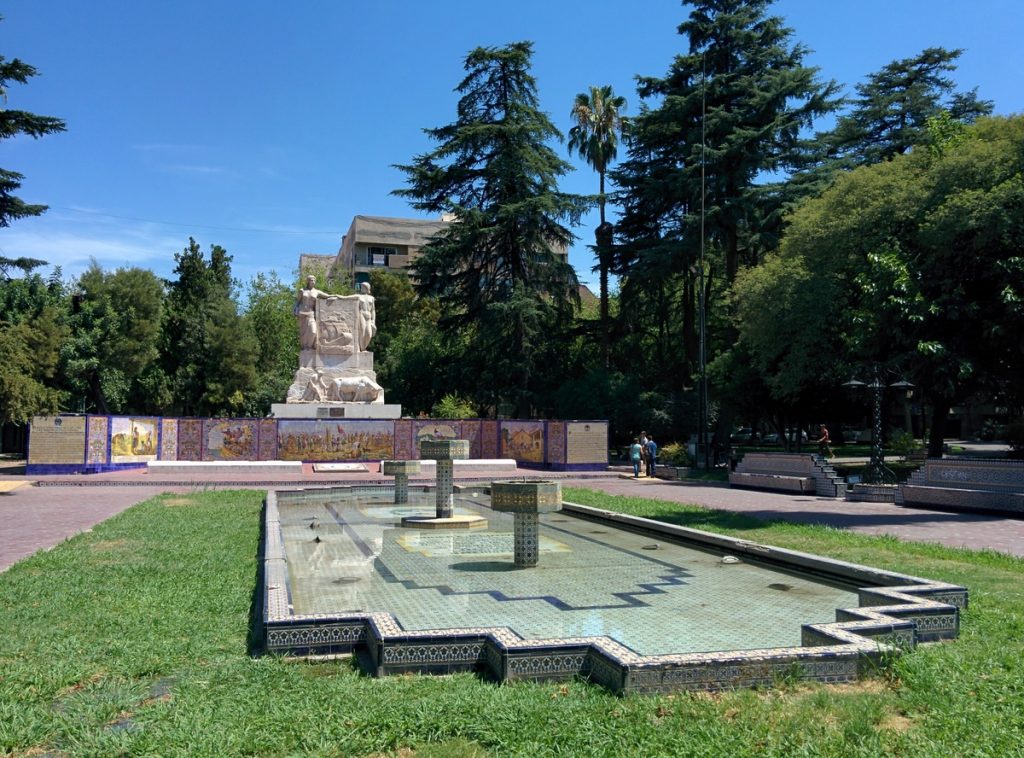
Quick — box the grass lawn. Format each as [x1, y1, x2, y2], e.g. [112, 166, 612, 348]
[1, 489, 1022, 756]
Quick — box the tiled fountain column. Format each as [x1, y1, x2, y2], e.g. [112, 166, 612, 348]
[381, 460, 421, 504]
[420, 439, 470, 518]
[490, 480, 562, 567]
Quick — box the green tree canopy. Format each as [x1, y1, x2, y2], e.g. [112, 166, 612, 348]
[240, 272, 298, 416]
[161, 238, 257, 416]
[737, 116, 1024, 454]
[61, 262, 166, 414]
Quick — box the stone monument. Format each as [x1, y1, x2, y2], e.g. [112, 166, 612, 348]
[271, 278, 401, 419]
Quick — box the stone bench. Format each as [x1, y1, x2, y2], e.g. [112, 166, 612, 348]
[728, 452, 828, 494]
[897, 458, 1024, 516]
[729, 471, 815, 493]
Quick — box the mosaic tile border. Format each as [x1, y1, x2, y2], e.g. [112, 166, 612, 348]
[261, 489, 967, 694]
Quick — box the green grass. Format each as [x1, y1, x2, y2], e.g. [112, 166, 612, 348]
[2, 489, 1022, 756]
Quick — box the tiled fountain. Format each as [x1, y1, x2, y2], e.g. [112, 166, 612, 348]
[260, 475, 967, 694]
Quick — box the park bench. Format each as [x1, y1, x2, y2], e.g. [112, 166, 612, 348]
[897, 458, 1024, 516]
[729, 452, 845, 496]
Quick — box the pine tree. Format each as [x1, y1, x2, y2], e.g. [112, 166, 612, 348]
[824, 47, 993, 167]
[1, 36, 66, 228]
[394, 41, 586, 417]
[161, 238, 256, 416]
[617, 0, 839, 286]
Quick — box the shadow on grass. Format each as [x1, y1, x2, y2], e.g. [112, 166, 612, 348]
[629, 506, 793, 533]
[246, 497, 267, 657]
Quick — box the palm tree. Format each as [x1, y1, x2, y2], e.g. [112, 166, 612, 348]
[568, 85, 627, 366]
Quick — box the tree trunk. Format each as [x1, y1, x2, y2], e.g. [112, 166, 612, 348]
[89, 371, 110, 415]
[596, 170, 612, 369]
[682, 275, 696, 377]
[927, 396, 950, 457]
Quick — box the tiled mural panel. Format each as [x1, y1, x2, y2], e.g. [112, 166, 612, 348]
[480, 420, 499, 459]
[86, 416, 109, 465]
[177, 419, 203, 461]
[160, 418, 178, 461]
[258, 418, 278, 460]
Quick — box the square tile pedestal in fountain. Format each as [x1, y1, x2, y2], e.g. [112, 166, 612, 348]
[490, 480, 563, 568]
[400, 439, 486, 529]
[381, 460, 421, 504]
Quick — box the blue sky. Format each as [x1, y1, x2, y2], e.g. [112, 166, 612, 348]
[3, 0, 1022, 290]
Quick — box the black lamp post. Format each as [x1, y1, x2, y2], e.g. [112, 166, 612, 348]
[843, 366, 913, 484]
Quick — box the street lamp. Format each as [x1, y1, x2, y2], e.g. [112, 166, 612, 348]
[843, 366, 914, 484]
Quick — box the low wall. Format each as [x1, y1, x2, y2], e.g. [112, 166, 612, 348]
[897, 457, 1024, 515]
[26, 415, 608, 475]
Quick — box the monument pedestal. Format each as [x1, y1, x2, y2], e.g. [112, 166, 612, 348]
[270, 403, 402, 419]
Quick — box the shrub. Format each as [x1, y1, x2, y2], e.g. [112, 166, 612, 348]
[659, 441, 692, 467]
[431, 393, 476, 419]
[889, 429, 924, 461]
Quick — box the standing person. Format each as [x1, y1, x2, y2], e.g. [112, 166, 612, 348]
[817, 424, 833, 458]
[645, 435, 658, 477]
[630, 438, 643, 478]
[639, 431, 649, 477]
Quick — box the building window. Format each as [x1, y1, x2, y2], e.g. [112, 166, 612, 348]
[364, 246, 396, 266]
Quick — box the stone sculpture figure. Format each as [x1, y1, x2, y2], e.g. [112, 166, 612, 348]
[294, 275, 339, 351]
[355, 282, 377, 352]
[300, 374, 384, 404]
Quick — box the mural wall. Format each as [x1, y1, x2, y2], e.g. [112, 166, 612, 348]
[27, 415, 607, 474]
[277, 420, 395, 462]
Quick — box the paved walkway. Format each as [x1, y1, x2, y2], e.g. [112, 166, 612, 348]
[1, 462, 1021, 572]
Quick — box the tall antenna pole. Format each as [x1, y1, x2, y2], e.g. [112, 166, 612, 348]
[699, 52, 708, 469]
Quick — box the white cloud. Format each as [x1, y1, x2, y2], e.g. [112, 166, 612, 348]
[130, 142, 232, 178]
[1, 217, 182, 281]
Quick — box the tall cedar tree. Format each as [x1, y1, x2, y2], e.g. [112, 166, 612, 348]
[0, 34, 66, 423]
[394, 42, 585, 417]
[823, 47, 993, 168]
[612, 0, 840, 386]
[1, 38, 66, 228]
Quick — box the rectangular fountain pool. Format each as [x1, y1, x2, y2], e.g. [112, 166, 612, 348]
[261, 486, 966, 694]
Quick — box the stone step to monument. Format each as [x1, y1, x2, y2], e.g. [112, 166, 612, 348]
[147, 460, 304, 475]
[846, 483, 898, 503]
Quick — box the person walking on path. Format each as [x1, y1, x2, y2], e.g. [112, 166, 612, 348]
[630, 438, 643, 478]
[645, 435, 658, 477]
[817, 424, 833, 458]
